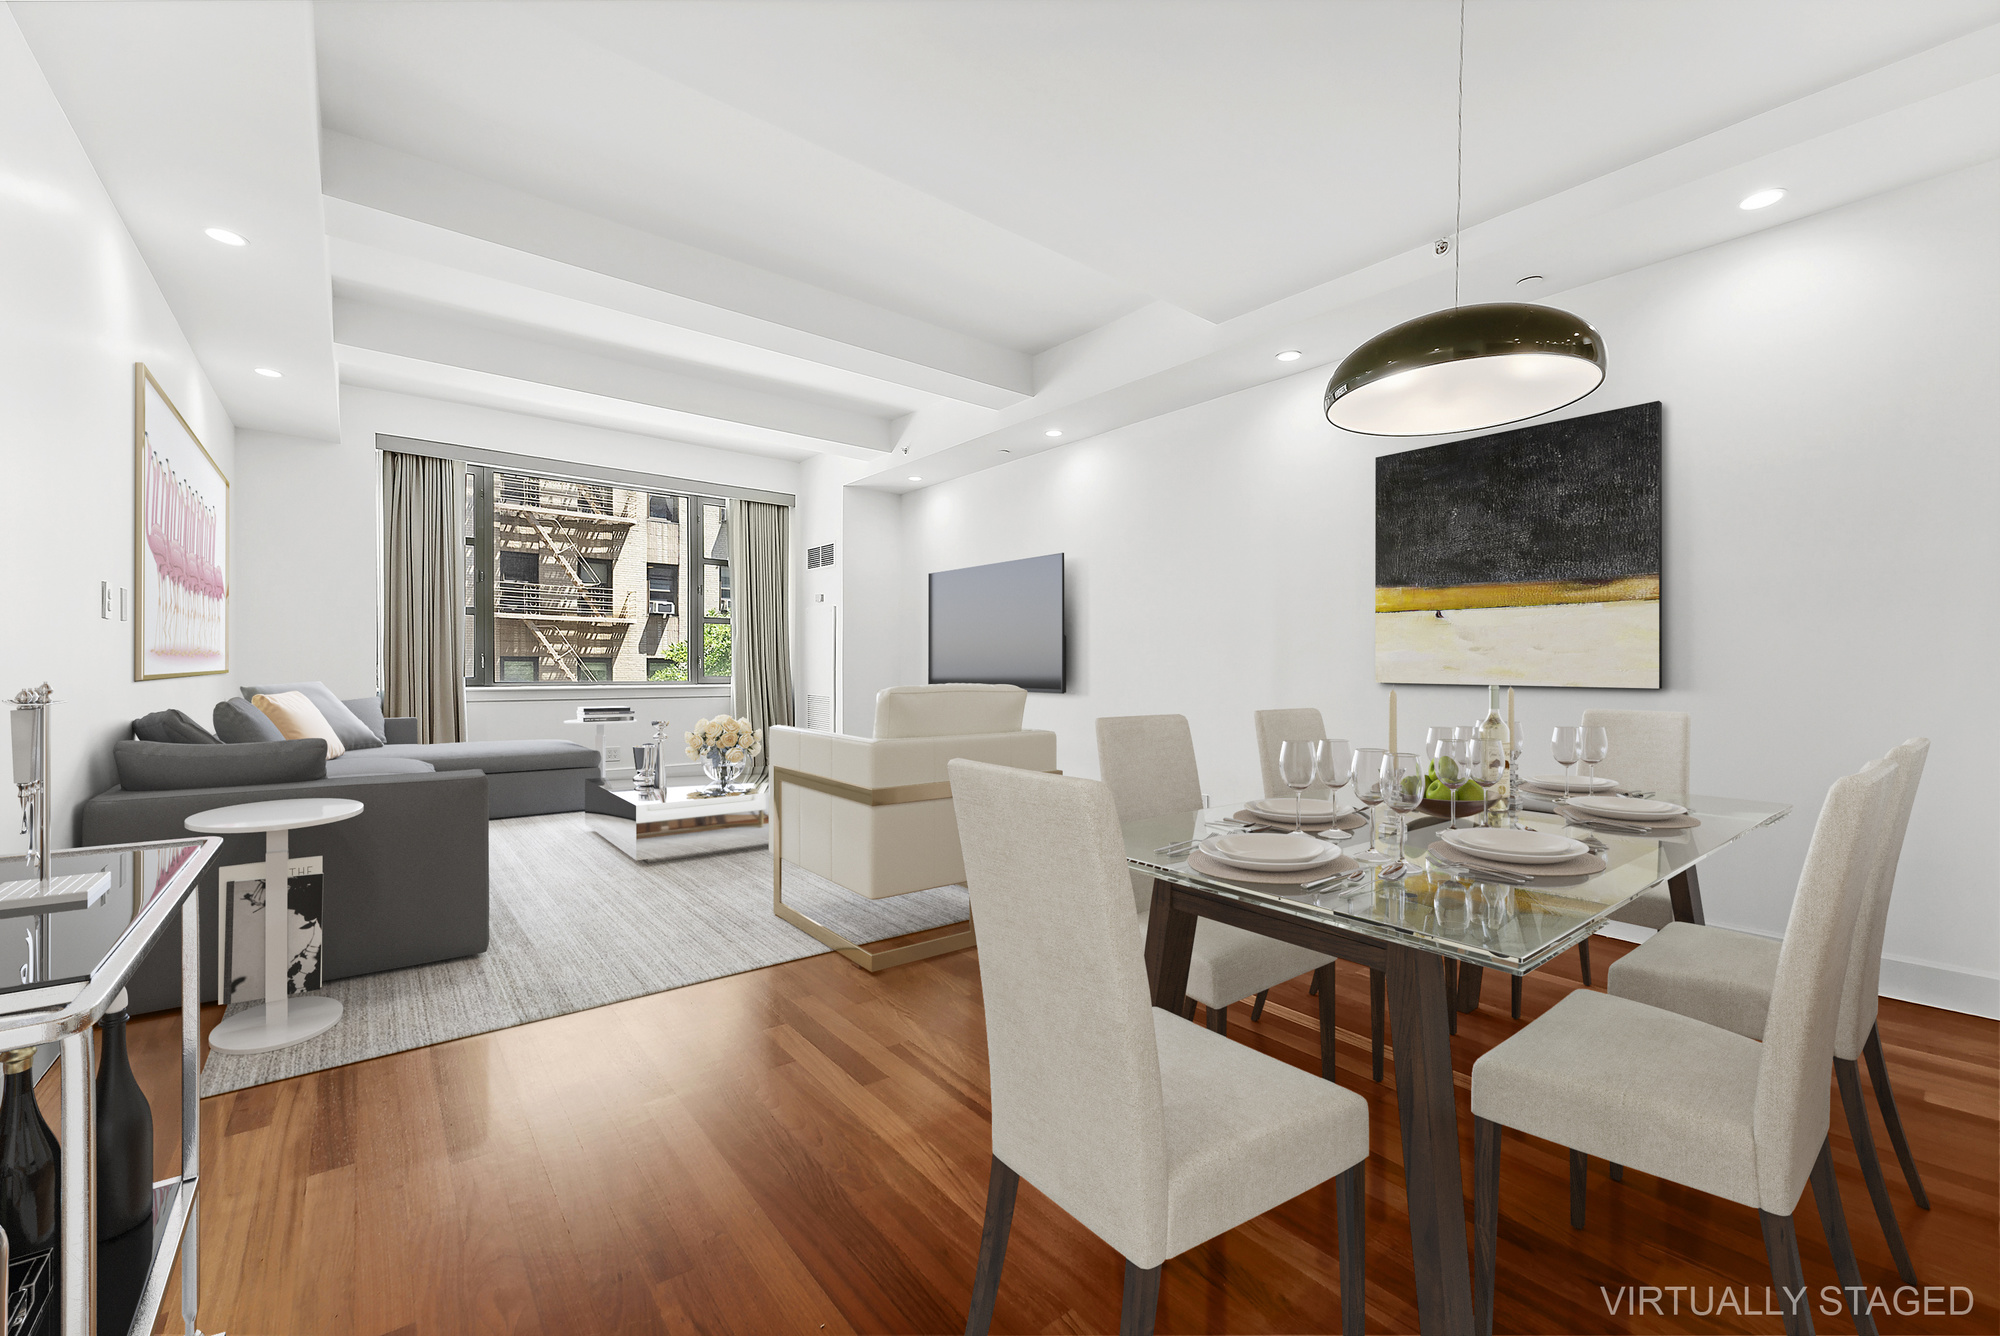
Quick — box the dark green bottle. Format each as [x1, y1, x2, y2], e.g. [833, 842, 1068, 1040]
[97, 998, 155, 1336]
[0, 1046, 59, 1336]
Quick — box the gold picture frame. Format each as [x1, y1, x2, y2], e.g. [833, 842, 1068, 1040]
[134, 363, 230, 680]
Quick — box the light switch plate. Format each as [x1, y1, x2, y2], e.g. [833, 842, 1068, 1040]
[100, 581, 112, 619]
[119, 587, 129, 622]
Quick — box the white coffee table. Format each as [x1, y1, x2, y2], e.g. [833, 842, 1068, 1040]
[584, 782, 767, 861]
[185, 797, 362, 1053]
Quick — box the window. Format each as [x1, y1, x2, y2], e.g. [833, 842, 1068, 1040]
[646, 563, 678, 616]
[462, 464, 731, 685]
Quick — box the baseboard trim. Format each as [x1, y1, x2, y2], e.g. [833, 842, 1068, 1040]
[1587, 921, 1999, 1019]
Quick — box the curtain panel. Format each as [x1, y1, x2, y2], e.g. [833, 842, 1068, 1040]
[729, 498, 795, 776]
[381, 450, 467, 743]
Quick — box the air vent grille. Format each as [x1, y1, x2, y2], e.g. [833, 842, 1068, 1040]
[806, 542, 835, 569]
[805, 694, 833, 731]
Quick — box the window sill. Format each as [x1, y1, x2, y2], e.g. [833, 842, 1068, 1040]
[467, 682, 732, 703]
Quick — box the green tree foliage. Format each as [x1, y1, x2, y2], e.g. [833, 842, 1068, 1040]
[647, 621, 731, 681]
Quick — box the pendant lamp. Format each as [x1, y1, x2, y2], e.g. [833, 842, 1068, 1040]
[1325, 3, 1605, 436]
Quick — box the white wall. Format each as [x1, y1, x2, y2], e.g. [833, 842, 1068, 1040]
[895, 160, 2000, 1016]
[229, 384, 802, 767]
[233, 429, 378, 696]
[0, 11, 236, 851]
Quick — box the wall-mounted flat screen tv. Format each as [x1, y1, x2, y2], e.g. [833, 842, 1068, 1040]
[928, 553, 1066, 693]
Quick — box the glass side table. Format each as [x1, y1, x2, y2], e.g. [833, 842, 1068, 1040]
[0, 834, 220, 1335]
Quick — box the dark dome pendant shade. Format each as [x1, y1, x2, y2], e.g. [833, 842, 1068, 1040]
[1322, 301, 1607, 436]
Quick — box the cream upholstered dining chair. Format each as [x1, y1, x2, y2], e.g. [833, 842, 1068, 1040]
[950, 759, 1369, 1336]
[1470, 758, 1898, 1336]
[1097, 716, 1341, 1066]
[1606, 738, 1931, 1284]
[1545, 708, 1691, 998]
[766, 684, 1057, 971]
[1254, 708, 1387, 1080]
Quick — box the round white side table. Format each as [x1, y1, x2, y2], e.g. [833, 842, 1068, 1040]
[185, 797, 363, 1053]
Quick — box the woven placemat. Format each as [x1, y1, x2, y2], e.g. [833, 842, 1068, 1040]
[1232, 808, 1370, 832]
[1187, 847, 1361, 887]
[1555, 804, 1702, 832]
[1427, 841, 1608, 880]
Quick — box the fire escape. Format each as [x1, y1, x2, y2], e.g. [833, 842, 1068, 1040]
[492, 473, 640, 680]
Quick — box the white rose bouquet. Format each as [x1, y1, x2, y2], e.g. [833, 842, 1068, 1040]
[686, 714, 762, 793]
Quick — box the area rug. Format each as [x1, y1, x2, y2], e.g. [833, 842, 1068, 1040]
[198, 814, 970, 1096]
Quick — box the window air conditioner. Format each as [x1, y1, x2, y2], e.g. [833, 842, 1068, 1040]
[648, 599, 675, 616]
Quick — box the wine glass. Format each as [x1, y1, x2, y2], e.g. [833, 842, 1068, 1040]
[1350, 747, 1392, 864]
[1581, 726, 1610, 790]
[1460, 735, 1499, 825]
[1278, 739, 1317, 834]
[1551, 726, 1583, 798]
[1383, 752, 1425, 876]
[1313, 738, 1353, 838]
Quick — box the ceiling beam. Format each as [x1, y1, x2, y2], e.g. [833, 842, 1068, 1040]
[333, 296, 896, 455]
[322, 133, 1033, 409]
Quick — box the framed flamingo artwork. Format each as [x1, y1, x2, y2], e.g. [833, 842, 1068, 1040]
[134, 364, 229, 679]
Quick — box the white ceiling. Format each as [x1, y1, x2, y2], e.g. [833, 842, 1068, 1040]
[13, 0, 2000, 480]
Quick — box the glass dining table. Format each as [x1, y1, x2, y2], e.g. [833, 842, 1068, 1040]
[1126, 794, 1790, 1336]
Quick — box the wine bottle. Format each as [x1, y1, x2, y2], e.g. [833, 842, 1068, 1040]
[97, 991, 154, 1336]
[0, 1047, 59, 1336]
[1475, 684, 1511, 827]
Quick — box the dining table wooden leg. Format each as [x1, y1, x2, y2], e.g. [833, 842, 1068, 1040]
[1143, 879, 1196, 1016]
[1456, 963, 1484, 1012]
[1668, 864, 1705, 924]
[1384, 942, 1476, 1336]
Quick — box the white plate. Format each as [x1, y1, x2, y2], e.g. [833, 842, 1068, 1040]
[1520, 774, 1620, 793]
[1438, 827, 1589, 864]
[1198, 834, 1342, 872]
[1567, 794, 1686, 819]
[1247, 797, 1346, 819]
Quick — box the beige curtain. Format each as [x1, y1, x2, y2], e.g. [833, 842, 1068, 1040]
[729, 498, 794, 778]
[381, 451, 466, 743]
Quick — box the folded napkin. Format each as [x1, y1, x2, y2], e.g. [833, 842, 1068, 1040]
[1233, 808, 1369, 831]
[1187, 848, 1360, 887]
[1427, 845, 1608, 882]
[1555, 804, 1702, 832]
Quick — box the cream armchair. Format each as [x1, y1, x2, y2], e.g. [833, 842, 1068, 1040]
[767, 684, 1058, 971]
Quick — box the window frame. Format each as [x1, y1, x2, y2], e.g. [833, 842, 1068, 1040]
[462, 462, 731, 687]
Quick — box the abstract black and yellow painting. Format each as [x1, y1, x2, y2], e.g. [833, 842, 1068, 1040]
[1375, 401, 1661, 688]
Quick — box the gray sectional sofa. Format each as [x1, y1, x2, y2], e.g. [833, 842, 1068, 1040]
[80, 686, 603, 1013]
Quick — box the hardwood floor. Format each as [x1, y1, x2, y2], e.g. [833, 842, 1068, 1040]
[100, 934, 1997, 1334]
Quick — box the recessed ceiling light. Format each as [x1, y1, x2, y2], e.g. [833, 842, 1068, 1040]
[1275, 349, 1303, 362]
[1738, 188, 1786, 211]
[907, 475, 922, 482]
[254, 367, 282, 378]
[1045, 428, 1063, 438]
[1516, 274, 1544, 285]
[205, 228, 246, 246]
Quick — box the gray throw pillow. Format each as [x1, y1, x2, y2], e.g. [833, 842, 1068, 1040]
[238, 681, 382, 751]
[113, 739, 327, 792]
[213, 696, 283, 744]
[341, 696, 388, 744]
[132, 709, 221, 745]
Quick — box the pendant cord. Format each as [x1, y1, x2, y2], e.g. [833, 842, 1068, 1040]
[1453, 0, 1465, 308]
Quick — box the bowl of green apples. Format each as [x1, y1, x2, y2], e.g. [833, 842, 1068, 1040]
[1416, 755, 1492, 819]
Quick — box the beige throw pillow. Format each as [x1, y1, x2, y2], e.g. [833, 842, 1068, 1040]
[251, 691, 347, 759]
